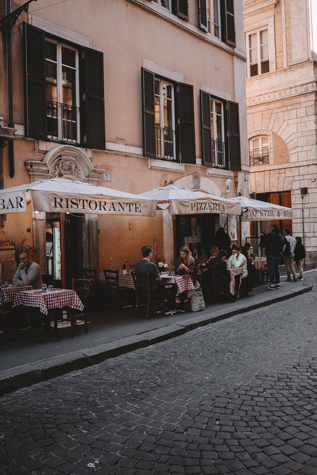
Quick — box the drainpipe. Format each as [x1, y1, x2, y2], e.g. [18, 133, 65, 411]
[7, 0, 14, 177]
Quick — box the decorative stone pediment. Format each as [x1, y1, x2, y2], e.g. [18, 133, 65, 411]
[25, 145, 105, 184]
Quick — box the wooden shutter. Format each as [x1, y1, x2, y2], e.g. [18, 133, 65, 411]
[200, 91, 213, 167]
[221, 0, 235, 46]
[228, 101, 241, 171]
[141, 68, 156, 158]
[24, 23, 46, 140]
[199, 0, 208, 32]
[81, 48, 105, 150]
[178, 83, 196, 164]
[173, 0, 189, 21]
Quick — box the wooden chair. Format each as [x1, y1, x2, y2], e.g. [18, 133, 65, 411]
[49, 279, 92, 337]
[83, 268, 97, 280]
[257, 266, 269, 285]
[103, 269, 135, 309]
[131, 272, 165, 319]
[0, 305, 12, 335]
[201, 266, 230, 303]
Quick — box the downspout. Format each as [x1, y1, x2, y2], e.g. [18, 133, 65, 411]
[7, 0, 14, 178]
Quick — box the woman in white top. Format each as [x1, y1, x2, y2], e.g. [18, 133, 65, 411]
[227, 245, 248, 298]
[227, 245, 248, 278]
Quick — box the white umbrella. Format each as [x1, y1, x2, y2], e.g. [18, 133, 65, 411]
[140, 184, 241, 215]
[0, 177, 156, 217]
[230, 196, 293, 221]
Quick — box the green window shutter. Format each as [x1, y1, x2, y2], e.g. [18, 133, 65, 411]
[198, 0, 208, 32]
[81, 48, 105, 150]
[178, 83, 196, 164]
[141, 68, 156, 158]
[221, 0, 235, 46]
[200, 91, 213, 167]
[24, 23, 46, 140]
[173, 0, 189, 21]
[229, 101, 241, 171]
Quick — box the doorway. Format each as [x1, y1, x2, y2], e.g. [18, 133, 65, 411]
[175, 214, 216, 261]
[46, 213, 84, 288]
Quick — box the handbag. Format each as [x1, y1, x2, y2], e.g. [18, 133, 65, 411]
[190, 281, 205, 312]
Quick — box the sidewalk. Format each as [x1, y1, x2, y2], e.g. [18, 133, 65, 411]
[0, 271, 314, 396]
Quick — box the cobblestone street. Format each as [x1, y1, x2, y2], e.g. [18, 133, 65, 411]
[1, 272, 317, 475]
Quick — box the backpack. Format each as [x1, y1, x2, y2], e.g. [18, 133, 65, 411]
[282, 238, 291, 257]
[190, 281, 205, 312]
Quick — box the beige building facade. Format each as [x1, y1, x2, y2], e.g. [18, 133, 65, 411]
[244, 0, 317, 266]
[0, 0, 248, 285]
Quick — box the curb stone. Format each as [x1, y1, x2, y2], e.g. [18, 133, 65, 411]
[0, 283, 313, 396]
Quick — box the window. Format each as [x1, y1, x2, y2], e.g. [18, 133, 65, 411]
[154, 79, 176, 160]
[24, 23, 105, 150]
[199, 0, 235, 47]
[46, 40, 79, 143]
[200, 91, 241, 170]
[149, 0, 189, 21]
[248, 29, 269, 77]
[142, 68, 196, 163]
[249, 137, 269, 165]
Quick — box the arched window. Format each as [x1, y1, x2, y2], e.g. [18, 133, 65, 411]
[249, 137, 269, 165]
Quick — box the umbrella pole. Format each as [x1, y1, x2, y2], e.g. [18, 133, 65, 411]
[239, 215, 242, 247]
[60, 214, 66, 289]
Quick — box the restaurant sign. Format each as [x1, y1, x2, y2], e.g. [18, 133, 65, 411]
[0, 191, 27, 214]
[30, 191, 156, 216]
[242, 208, 293, 221]
[169, 199, 241, 215]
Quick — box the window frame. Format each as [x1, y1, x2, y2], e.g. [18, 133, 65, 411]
[247, 27, 270, 78]
[249, 136, 270, 165]
[210, 97, 225, 168]
[154, 78, 176, 160]
[198, 0, 235, 47]
[24, 22, 105, 150]
[45, 38, 80, 144]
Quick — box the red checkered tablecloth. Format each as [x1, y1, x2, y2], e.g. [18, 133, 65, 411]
[0, 286, 33, 307]
[118, 273, 135, 289]
[253, 258, 267, 270]
[228, 268, 243, 295]
[12, 289, 84, 315]
[162, 275, 196, 298]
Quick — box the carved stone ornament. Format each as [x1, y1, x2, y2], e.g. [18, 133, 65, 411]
[50, 157, 83, 180]
[192, 172, 201, 189]
[25, 145, 105, 184]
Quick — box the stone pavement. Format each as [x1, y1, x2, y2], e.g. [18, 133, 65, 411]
[0, 270, 314, 396]
[0, 270, 317, 474]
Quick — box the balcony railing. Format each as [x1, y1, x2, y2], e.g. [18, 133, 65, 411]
[213, 140, 226, 168]
[249, 150, 269, 166]
[155, 126, 176, 161]
[47, 101, 80, 143]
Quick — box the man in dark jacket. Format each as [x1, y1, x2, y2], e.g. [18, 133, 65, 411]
[264, 224, 284, 289]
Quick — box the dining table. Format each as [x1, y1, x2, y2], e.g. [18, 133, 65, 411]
[0, 285, 33, 307]
[12, 288, 84, 315]
[252, 258, 267, 270]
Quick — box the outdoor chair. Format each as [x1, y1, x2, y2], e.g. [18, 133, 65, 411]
[131, 271, 166, 319]
[83, 268, 97, 280]
[201, 266, 230, 303]
[103, 269, 135, 310]
[49, 279, 92, 338]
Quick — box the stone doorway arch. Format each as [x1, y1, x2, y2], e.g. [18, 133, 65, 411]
[25, 146, 106, 283]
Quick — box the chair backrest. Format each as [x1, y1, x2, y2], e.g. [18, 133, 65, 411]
[72, 278, 93, 307]
[131, 272, 151, 297]
[103, 269, 119, 291]
[83, 268, 97, 280]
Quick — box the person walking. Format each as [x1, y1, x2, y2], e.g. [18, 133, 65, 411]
[264, 225, 284, 289]
[283, 228, 297, 282]
[294, 236, 306, 280]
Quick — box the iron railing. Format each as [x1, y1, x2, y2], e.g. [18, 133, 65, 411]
[155, 126, 176, 161]
[249, 150, 269, 166]
[47, 101, 79, 143]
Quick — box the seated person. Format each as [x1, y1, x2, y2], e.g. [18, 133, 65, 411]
[12, 251, 43, 331]
[135, 245, 177, 315]
[204, 246, 234, 301]
[227, 244, 248, 298]
[13, 251, 43, 290]
[176, 246, 196, 312]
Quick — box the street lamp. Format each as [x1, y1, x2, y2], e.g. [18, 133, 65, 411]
[300, 187, 308, 247]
